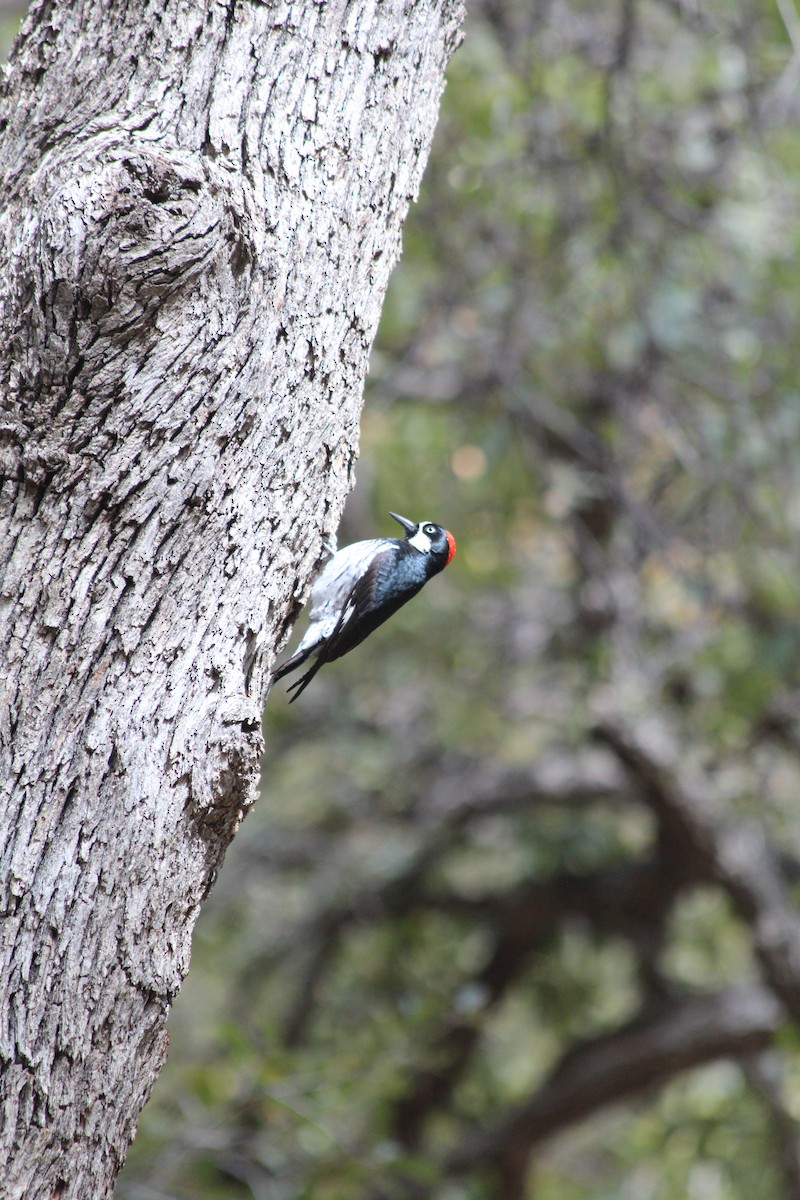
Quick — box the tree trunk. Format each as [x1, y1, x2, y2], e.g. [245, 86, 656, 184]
[0, 0, 463, 1194]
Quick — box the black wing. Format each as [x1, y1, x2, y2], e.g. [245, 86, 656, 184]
[285, 549, 418, 702]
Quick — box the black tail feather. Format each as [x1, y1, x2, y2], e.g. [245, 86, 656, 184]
[273, 644, 314, 682]
[285, 656, 327, 702]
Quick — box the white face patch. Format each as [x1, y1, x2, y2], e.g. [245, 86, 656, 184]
[408, 523, 434, 554]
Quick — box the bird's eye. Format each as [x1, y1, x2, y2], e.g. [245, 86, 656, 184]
[423, 524, 437, 536]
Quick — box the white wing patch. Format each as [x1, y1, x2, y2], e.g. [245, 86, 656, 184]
[295, 539, 392, 654]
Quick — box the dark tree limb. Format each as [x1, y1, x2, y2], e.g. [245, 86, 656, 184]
[595, 715, 800, 1018]
[449, 985, 784, 1177]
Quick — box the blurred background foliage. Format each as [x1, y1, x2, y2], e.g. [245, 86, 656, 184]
[13, 0, 791, 1194]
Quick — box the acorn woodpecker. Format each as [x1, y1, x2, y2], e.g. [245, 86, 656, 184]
[274, 512, 456, 701]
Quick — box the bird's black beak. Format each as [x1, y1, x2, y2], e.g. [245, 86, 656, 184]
[390, 512, 417, 536]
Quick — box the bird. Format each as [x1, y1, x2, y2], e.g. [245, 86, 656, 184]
[274, 512, 456, 701]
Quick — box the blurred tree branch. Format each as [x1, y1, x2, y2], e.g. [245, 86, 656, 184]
[448, 986, 784, 1193]
[596, 715, 800, 1018]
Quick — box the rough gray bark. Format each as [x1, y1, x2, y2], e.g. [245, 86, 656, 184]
[0, 0, 463, 1195]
